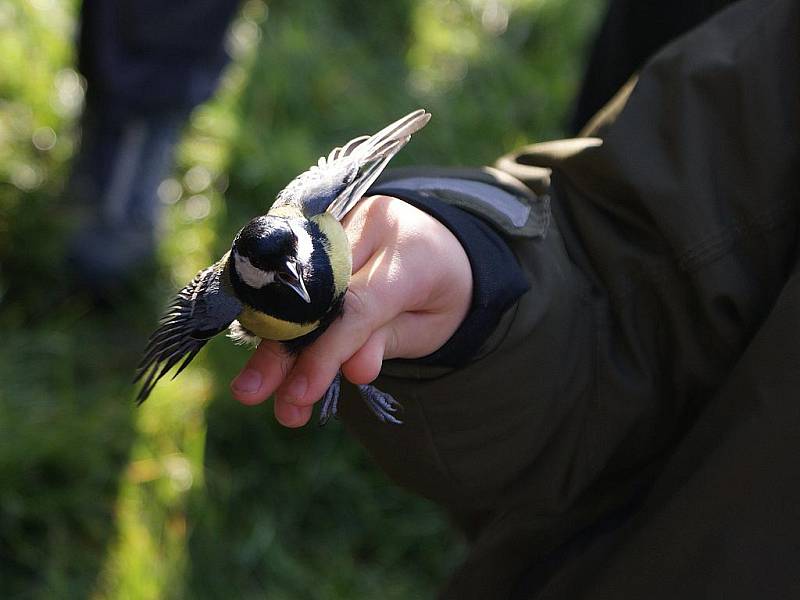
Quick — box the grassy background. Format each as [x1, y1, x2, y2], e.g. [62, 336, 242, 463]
[0, 0, 601, 597]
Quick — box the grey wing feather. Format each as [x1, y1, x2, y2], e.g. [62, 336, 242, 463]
[326, 109, 431, 221]
[134, 256, 242, 404]
[327, 135, 369, 163]
[273, 109, 431, 220]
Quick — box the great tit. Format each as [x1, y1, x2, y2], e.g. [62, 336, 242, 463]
[134, 109, 431, 425]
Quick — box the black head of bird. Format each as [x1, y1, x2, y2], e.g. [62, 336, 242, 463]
[135, 109, 432, 425]
[230, 215, 313, 307]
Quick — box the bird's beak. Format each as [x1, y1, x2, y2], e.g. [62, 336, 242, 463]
[284, 260, 311, 303]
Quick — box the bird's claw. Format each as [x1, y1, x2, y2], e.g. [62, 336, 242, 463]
[318, 372, 342, 426]
[358, 384, 403, 425]
[317, 375, 403, 426]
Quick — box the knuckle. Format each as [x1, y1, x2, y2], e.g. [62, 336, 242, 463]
[366, 195, 398, 224]
[385, 323, 401, 359]
[256, 340, 287, 361]
[344, 286, 372, 323]
[301, 342, 332, 366]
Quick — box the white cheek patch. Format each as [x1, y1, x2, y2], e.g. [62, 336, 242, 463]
[291, 222, 314, 266]
[233, 252, 275, 289]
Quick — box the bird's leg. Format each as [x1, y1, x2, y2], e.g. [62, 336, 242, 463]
[318, 372, 342, 426]
[358, 384, 403, 425]
[317, 374, 403, 425]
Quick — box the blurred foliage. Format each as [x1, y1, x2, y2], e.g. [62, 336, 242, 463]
[0, 0, 601, 598]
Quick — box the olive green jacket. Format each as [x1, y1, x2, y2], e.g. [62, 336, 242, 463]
[343, 0, 800, 597]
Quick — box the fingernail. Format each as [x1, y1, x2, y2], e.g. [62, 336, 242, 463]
[232, 369, 262, 394]
[285, 375, 307, 404]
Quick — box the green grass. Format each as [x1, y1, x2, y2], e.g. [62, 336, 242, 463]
[0, 0, 601, 597]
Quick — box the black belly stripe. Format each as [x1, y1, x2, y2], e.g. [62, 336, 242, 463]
[282, 291, 346, 354]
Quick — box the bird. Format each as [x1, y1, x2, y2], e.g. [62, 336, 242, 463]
[134, 109, 432, 425]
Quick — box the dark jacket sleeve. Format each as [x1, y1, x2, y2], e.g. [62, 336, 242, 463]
[343, 168, 600, 591]
[342, 0, 800, 598]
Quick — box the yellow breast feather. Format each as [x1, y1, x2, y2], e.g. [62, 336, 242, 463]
[238, 306, 320, 341]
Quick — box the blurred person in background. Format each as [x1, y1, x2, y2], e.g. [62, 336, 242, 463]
[66, 0, 241, 293]
[231, 0, 799, 598]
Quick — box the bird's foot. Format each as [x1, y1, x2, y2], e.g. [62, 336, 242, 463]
[318, 375, 403, 426]
[358, 384, 403, 425]
[318, 372, 342, 426]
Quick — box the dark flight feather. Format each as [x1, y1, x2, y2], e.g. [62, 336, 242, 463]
[134, 257, 242, 403]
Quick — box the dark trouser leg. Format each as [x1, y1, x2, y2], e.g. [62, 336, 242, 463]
[68, 0, 241, 290]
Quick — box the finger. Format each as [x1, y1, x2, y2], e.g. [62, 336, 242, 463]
[231, 340, 295, 405]
[341, 311, 454, 385]
[274, 397, 314, 428]
[340, 324, 394, 385]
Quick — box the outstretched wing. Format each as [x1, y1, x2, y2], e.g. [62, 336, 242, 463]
[134, 256, 242, 404]
[272, 109, 431, 220]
